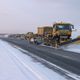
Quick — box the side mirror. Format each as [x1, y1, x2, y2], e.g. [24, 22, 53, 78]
[72, 29, 77, 31]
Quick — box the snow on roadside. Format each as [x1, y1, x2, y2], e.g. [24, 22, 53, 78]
[62, 44, 80, 53]
[0, 40, 70, 80]
[0, 41, 27, 80]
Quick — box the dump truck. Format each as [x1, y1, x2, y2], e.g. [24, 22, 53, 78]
[37, 22, 74, 47]
[37, 22, 73, 39]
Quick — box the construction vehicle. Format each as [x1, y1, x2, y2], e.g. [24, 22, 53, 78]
[26, 22, 74, 47]
[53, 22, 74, 39]
[37, 22, 74, 47]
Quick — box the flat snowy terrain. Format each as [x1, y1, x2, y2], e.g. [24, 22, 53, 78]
[0, 40, 70, 80]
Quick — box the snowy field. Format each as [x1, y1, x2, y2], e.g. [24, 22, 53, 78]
[0, 40, 80, 80]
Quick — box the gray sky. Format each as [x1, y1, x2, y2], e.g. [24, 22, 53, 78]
[0, 0, 80, 33]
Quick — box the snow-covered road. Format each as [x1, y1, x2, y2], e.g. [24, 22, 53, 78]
[0, 40, 79, 80]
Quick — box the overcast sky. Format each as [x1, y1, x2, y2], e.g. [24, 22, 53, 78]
[0, 0, 80, 33]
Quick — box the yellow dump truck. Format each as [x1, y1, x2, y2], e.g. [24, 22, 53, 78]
[37, 22, 74, 47]
[37, 22, 73, 39]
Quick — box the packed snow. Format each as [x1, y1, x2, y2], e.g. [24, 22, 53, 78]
[62, 44, 80, 53]
[0, 40, 80, 80]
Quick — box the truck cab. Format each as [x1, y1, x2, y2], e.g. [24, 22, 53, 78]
[53, 22, 74, 39]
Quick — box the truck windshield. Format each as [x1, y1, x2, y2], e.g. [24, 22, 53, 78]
[56, 25, 72, 30]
